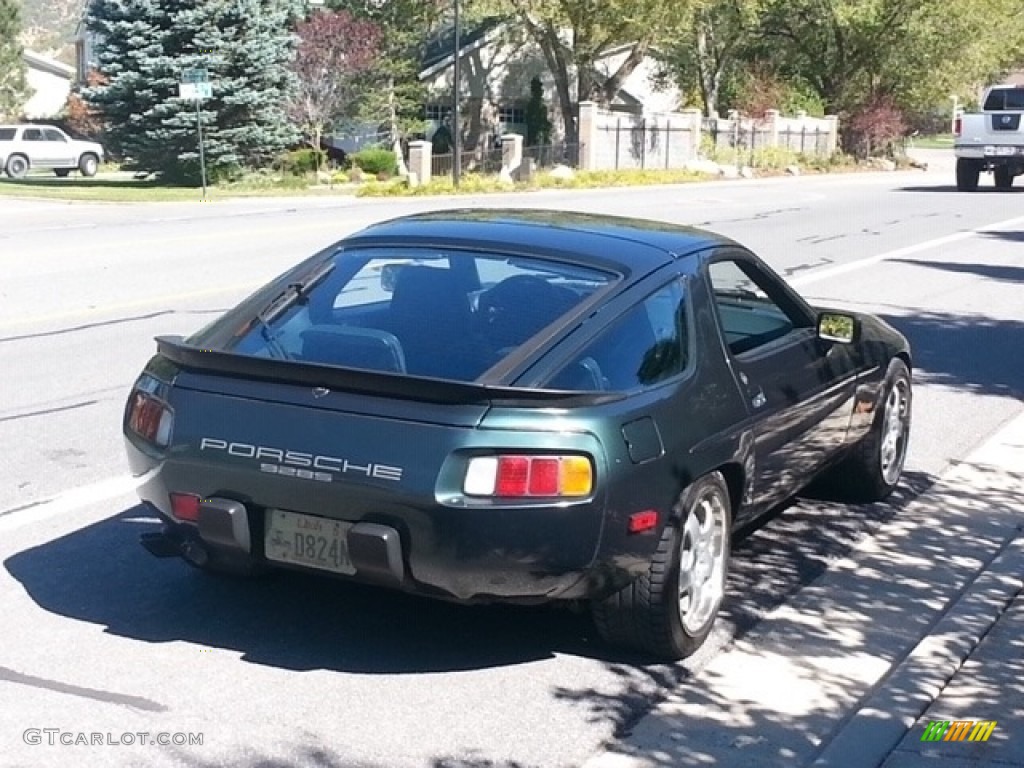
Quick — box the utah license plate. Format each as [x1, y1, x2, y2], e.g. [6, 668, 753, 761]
[264, 509, 355, 574]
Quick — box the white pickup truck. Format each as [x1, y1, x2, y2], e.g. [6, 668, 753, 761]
[954, 84, 1024, 191]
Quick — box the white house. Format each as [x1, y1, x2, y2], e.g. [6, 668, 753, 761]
[418, 18, 681, 149]
[21, 50, 76, 119]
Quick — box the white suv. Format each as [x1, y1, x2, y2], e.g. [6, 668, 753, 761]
[0, 124, 106, 179]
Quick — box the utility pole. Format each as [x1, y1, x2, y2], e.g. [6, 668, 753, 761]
[452, 0, 461, 187]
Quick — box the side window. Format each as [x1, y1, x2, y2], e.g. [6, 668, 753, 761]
[23, 129, 43, 141]
[44, 129, 67, 142]
[707, 259, 809, 356]
[548, 280, 689, 391]
[0, 128, 16, 141]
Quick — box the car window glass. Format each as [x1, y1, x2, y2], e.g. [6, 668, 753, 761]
[708, 259, 806, 355]
[23, 129, 43, 141]
[220, 249, 615, 384]
[547, 280, 688, 391]
[44, 129, 67, 142]
[984, 88, 1024, 110]
[0, 128, 15, 141]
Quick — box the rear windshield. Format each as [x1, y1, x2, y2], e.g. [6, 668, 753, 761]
[216, 248, 616, 382]
[0, 128, 15, 141]
[984, 87, 1024, 110]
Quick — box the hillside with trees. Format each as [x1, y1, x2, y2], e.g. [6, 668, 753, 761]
[17, 0, 80, 63]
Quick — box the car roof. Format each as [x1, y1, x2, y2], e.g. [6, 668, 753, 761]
[342, 209, 738, 275]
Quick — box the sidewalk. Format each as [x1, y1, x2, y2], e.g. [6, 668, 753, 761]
[583, 408, 1024, 768]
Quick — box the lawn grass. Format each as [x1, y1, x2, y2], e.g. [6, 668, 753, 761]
[0, 175, 357, 203]
[909, 134, 955, 149]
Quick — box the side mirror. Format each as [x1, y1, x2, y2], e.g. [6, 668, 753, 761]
[817, 312, 858, 344]
[380, 263, 402, 292]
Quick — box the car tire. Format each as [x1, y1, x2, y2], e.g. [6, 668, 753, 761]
[826, 359, 912, 503]
[994, 166, 1013, 190]
[955, 158, 980, 191]
[591, 471, 732, 660]
[78, 154, 99, 177]
[55, 169, 71, 178]
[5, 154, 29, 179]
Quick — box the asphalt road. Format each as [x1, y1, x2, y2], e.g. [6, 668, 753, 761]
[0, 163, 1022, 768]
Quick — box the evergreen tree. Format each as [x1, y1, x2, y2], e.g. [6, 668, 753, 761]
[0, 0, 29, 120]
[84, 0, 303, 181]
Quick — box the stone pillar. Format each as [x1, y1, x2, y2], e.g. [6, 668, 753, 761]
[824, 115, 840, 154]
[577, 101, 598, 170]
[681, 107, 703, 160]
[501, 133, 523, 176]
[407, 140, 432, 185]
[764, 109, 780, 148]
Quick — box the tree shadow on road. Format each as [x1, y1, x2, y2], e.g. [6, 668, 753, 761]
[888, 257, 1024, 284]
[876, 308, 1024, 399]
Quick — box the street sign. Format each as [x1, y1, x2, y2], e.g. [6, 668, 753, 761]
[181, 68, 209, 84]
[178, 82, 213, 100]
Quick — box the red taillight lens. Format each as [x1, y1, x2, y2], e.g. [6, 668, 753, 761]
[170, 492, 201, 522]
[127, 391, 173, 447]
[953, 116, 962, 136]
[464, 455, 594, 498]
[495, 456, 529, 496]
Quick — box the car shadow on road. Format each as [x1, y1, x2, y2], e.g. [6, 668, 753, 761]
[894, 184, 1024, 193]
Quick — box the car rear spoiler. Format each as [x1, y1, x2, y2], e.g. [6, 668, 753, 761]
[154, 335, 624, 407]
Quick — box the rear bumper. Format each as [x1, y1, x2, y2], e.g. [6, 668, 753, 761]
[955, 144, 1024, 162]
[134, 487, 615, 603]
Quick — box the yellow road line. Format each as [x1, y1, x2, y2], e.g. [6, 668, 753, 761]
[0, 281, 263, 330]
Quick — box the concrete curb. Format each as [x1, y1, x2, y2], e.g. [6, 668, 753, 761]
[807, 535, 1024, 768]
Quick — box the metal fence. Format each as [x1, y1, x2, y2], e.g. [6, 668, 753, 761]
[594, 119, 698, 171]
[522, 142, 580, 169]
[431, 146, 504, 178]
[704, 120, 832, 156]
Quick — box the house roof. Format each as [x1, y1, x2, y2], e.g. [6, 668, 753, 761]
[419, 17, 507, 80]
[23, 50, 76, 80]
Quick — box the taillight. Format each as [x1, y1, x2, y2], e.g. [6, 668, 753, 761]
[126, 375, 173, 447]
[953, 115, 962, 136]
[464, 455, 594, 498]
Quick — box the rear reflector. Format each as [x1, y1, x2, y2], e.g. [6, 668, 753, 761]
[464, 455, 593, 498]
[628, 510, 659, 533]
[170, 493, 201, 523]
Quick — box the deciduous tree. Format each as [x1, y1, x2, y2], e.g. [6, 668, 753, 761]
[289, 9, 381, 171]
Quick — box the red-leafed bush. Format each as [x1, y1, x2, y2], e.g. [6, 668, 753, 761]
[843, 96, 907, 158]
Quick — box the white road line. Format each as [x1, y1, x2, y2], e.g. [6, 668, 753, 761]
[0, 474, 144, 533]
[790, 213, 1024, 287]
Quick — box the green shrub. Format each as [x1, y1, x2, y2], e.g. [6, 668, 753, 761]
[351, 147, 398, 176]
[275, 148, 326, 176]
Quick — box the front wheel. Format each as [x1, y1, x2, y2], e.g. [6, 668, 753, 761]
[956, 158, 980, 191]
[592, 472, 732, 659]
[78, 154, 99, 177]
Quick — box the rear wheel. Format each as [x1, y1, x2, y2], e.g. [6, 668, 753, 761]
[994, 165, 1014, 190]
[592, 472, 731, 659]
[5, 154, 29, 179]
[956, 158, 980, 191]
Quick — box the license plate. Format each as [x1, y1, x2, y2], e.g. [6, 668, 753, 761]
[985, 145, 1020, 156]
[264, 509, 355, 574]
